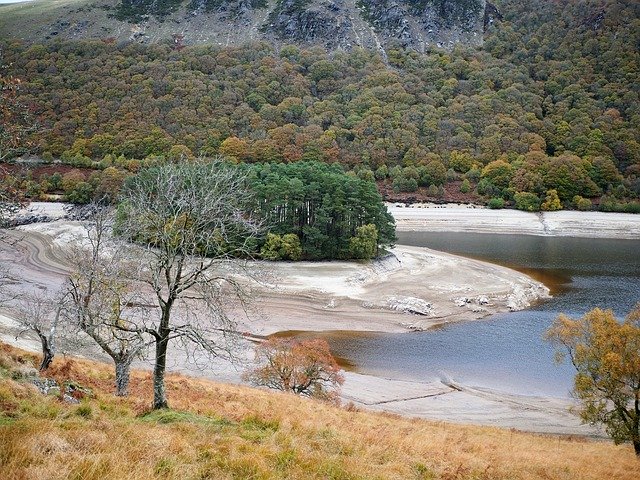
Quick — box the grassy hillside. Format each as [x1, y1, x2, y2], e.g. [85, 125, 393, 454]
[0, 342, 638, 479]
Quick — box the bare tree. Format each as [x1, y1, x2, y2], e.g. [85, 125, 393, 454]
[112, 161, 261, 408]
[13, 289, 63, 371]
[63, 203, 151, 396]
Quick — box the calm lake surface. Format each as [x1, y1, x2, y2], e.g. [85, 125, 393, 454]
[287, 233, 640, 398]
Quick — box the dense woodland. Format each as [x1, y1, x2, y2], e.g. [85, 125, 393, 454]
[245, 162, 395, 260]
[0, 0, 639, 212]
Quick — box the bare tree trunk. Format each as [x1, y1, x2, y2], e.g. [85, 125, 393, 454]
[152, 334, 169, 409]
[634, 398, 639, 457]
[38, 333, 54, 371]
[114, 357, 133, 397]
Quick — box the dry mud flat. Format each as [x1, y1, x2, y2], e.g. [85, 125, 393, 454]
[247, 245, 549, 335]
[389, 202, 640, 239]
[340, 373, 601, 436]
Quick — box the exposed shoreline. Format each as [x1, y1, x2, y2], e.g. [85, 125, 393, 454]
[18, 201, 640, 239]
[0, 207, 607, 435]
[388, 202, 640, 239]
[241, 244, 549, 334]
[2, 218, 550, 334]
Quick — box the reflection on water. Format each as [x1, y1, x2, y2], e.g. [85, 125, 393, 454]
[276, 233, 640, 398]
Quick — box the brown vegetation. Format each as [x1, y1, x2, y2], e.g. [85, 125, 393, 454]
[1, 342, 638, 479]
[243, 338, 344, 403]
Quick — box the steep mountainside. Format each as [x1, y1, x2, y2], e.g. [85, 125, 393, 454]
[0, 0, 493, 52]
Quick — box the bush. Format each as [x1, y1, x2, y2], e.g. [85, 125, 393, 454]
[465, 168, 481, 183]
[260, 233, 302, 261]
[348, 224, 378, 260]
[602, 199, 640, 214]
[448, 150, 475, 173]
[243, 338, 344, 404]
[623, 202, 640, 214]
[514, 192, 541, 212]
[477, 178, 499, 197]
[374, 165, 388, 180]
[392, 175, 418, 193]
[460, 178, 471, 193]
[572, 195, 592, 211]
[418, 160, 447, 186]
[541, 189, 562, 211]
[388, 165, 402, 179]
[65, 182, 95, 204]
[357, 169, 375, 182]
[402, 166, 420, 180]
[487, 197, 505, 209]
[281, 234, 303, 260]
[481, 159, 513, 189]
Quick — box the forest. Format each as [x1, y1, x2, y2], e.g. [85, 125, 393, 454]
[244, 161, 395, 260]
[0, 0, 639, 212]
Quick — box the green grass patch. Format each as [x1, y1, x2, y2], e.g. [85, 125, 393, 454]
[138, 408, 230, 426]
[0, 412, 17, 426]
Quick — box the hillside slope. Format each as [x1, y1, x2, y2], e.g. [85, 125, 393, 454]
[0, 0, 493, 52]
[1, 342, 639, 479]
[1, 0, 638, 211]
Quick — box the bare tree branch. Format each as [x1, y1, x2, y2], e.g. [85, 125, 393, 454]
[115, 159, 263, 409]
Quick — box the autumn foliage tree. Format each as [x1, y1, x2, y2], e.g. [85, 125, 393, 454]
[545, 305, 640, 456]
[244, 338, 344, 404]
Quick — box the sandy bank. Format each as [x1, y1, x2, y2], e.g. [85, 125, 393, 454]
[246, 244, 549, 334]
[340, 373, 601, 436]
[389, 203, 640, 239]
[3, 220, 550, 334]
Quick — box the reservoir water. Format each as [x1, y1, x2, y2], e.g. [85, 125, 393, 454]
[288, 233, 640, 398]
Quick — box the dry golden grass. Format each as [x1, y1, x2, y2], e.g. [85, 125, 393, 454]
[0, 342, 638, 479]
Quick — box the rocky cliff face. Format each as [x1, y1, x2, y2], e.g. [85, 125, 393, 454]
[260, 0, 486, 51]
[0, 0, 498, 53]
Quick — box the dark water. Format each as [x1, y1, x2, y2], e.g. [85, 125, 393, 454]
[284, 233, 640, 398]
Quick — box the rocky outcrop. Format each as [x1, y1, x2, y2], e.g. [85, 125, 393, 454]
[0, 0, 500, 53]
[263, 0, 487, 51]
[264, 0, 355, 48]
[483, 1, 502, 30]
[359, 0, 486, 51]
